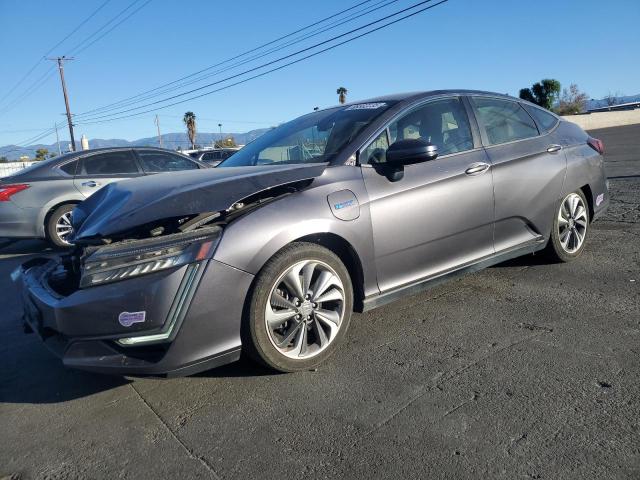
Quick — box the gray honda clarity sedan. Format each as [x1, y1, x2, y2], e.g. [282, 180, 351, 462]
[18, 90, 608, 376]
[0, 147, 206, 247]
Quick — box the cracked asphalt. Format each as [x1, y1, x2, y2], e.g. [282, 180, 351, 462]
[1, 124, 639, 479]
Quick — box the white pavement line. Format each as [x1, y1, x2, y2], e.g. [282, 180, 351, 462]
[129, 383, 222, 480]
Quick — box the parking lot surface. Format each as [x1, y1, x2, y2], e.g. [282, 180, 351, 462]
[1, 125, 639, 479]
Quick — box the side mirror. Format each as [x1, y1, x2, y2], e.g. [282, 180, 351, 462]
[386, 138, 438, 166]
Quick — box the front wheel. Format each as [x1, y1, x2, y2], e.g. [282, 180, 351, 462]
[245, 242, 353, 372]
[545, 190, 590, 262]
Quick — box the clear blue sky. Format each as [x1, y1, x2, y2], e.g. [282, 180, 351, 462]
[0, 0, 638, 147]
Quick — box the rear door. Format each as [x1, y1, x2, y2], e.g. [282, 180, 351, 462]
[73, 149, 143, 198]
[469, 96, 566, 252]
[360, 96, 495, 292]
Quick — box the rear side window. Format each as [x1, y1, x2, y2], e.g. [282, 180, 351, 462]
[137, 150, 199, 172]
[201, 151, 220, 161]
[59, 160, 78, 175]
[79, 151, 139, 175]
[523, 104, 558, 133]
[471, 97, 539, 145]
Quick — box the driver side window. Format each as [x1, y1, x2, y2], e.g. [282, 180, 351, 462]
[361, 97, 474, 164]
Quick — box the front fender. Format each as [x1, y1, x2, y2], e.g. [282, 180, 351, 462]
[213, 167, 379, 298]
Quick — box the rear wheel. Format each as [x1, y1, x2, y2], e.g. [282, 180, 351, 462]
[46, 204, 75, 248]
[546, 190, 590, 262]
[245, 242, 353, 372]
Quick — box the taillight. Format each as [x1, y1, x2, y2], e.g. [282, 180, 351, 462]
[587, 137, 604, 155]
[0, 184, 30, 201]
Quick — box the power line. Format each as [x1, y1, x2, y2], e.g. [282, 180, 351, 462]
[70, 0, 153, 56]
[73, 0, 389, 118]
[77, 0, 399, 118]
[0, 0, 151, 119]
[0, 0, 111, 108]
[77, 0, 447, 125]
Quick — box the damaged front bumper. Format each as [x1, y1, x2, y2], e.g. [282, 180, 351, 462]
[18, 252, 254, 377]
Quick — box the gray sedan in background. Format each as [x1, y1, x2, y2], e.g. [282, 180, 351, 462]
[18, 90, 608, 376]
[0, 147, 207, 247]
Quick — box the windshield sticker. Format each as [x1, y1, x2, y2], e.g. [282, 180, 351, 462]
[119, 311, 146, 327]
[345, 102, 387, 111]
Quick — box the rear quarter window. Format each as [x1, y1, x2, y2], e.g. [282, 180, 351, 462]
[59, 160, 78, 175]
[523, 104, 559, 133]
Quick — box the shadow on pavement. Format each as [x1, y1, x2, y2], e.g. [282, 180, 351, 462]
[0, 238, 54, 256]
[490, 251, 558, 269]
[194, 355, 278, 379]
[0, 344, 130, 405]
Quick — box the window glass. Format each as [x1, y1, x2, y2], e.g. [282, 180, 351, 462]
[138, 151, 199, 172]
[60, 160, 78, 175]
[219, 102, 396, 167]
[79, 151, 139, 175]
[523, 104, 558, 133]
[472, 97, 539, 145]
[361, 130, 389, 164]
[363, 97, 473, 164]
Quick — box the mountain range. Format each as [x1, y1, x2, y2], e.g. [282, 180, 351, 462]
[586, 94, 640, 111]
[0, 128, 270, 161]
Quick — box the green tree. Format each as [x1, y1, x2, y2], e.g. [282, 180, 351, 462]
[556, 84, 589, 115]
[519, 79, 561, 110]
[0, 156, 8, 163]
[34, 148, 49, 161]
[336, 87, 348, 105]
[183, 111, 197, 149]
[214, 136, 237, 148]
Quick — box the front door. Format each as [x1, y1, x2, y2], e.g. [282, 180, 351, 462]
[361, 97, 495, 293]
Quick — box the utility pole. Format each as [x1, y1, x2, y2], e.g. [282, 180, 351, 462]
[154, 115, 163, 147]
[54, 122, 62, 155]
[48, 56, 76, 151]
[218, 123, 222, 148]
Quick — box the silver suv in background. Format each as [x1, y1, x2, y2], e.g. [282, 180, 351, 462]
[0, 147, 207, 247]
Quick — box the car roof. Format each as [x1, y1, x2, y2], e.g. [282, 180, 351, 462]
[337, 89, 518, 108]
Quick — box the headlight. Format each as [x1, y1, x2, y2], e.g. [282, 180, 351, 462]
[80, 226, 221, 288]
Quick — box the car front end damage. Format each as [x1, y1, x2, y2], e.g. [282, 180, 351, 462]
[18, 226, 254, 376]
[17, 164, 326, 376]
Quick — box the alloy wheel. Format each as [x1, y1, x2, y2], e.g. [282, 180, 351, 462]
[265, 260, 345, 359]
[55, 211, 73, 245]
[558, 193, 588, 253]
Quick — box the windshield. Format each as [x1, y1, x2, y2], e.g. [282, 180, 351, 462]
[219, 101, 396, 167]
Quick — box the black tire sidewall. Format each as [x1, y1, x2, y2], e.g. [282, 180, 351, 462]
[46, 204, 75, 248]
[245, 242, 353, 372]
[548, 189, 590, 262]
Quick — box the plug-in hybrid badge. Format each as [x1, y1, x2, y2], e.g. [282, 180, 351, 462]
[328, 190, 359, 221]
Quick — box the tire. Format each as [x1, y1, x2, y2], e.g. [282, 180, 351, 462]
[244, 242, 353, 372]
[545, 189, 590, 262]
[46, 204, 76, 248]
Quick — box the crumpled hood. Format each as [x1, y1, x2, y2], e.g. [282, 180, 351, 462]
[71, 163, 327, 241]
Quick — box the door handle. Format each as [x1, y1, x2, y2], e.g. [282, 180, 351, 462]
[465, 162, 490, 175]
[547, 144, 563, 153]
[81, 181, 101, 187]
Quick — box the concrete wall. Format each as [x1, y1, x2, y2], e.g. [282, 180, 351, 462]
[0, 161, 35, 178]
[562, 109, 640, 130]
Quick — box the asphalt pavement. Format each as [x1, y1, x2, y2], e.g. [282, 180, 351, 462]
[1, 124, 639, 479]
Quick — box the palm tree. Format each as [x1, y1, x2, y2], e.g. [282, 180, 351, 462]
[183, 111, 197, 149]
[336, 87, 348, 105]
